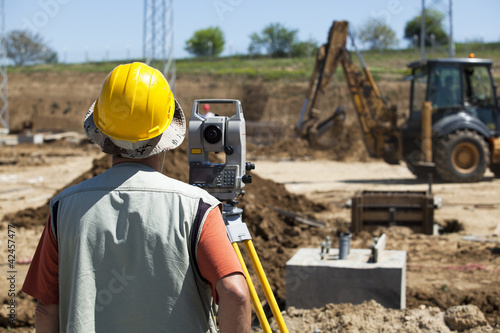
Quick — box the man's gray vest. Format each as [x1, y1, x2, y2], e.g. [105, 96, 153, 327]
[50, 163, 221, 332]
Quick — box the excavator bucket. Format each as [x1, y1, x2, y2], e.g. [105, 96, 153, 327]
[306, 105, 346, 149]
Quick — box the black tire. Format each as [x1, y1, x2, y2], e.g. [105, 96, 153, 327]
[435, 129, 490, 183]
[490, 163, 500, 178]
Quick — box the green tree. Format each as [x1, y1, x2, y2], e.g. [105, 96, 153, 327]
[185, 26, 225, 57]
[291, 39, 318, 57]
[357, 18, 398, 50]
[404, 10, 448, 47]
[248, 23, 298, 57]
[6, 30, 58, 66]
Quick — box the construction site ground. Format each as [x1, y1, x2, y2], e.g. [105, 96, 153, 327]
[0, 71, 499, 332]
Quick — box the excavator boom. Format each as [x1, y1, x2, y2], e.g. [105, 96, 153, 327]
[297, 20, 401, 162]
[297, 21, 349, 149]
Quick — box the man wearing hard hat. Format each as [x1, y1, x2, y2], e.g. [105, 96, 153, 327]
[22, 62, 251, 332]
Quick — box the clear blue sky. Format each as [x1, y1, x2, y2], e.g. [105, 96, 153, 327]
[5, 0, 500, 63]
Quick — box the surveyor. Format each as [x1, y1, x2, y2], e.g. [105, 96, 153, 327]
[22, 62, 251, 332]
[202, 103, 215, 118]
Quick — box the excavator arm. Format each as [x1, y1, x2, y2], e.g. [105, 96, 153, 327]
[297, 21, 349, 149]
[297, 21, 401, 163]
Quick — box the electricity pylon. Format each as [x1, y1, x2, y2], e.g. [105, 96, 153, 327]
[143, 0, 176, 94]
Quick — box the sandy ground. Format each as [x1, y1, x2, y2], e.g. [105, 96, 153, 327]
[254, 159, 500, 236]
[0, 144, 499, 332]
[1, 71, 499, 331]
[0, 145, 103, 218]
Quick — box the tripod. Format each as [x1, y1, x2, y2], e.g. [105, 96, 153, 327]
[222, 203, 289, 333]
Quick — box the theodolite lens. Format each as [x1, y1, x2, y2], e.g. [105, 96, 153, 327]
[204, 125, 222, 144]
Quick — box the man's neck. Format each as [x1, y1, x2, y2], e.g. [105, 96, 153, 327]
[112, 154, 159, 171]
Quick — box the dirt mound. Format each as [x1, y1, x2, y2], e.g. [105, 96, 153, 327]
[444, 305, 490, 331]
[247, 122, 370, 162]
[256, 302, 495, 333]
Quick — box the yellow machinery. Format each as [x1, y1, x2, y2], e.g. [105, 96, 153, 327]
[296, 21, 401, 165]
[297, 21, 500, 182]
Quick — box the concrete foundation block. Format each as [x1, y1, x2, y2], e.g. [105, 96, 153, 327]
[286, 248, 406, 309]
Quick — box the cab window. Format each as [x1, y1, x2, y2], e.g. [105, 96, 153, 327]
[464, 65, 497, 130]
[464, 66, 494, 107]
[410, 68, 427, 113]
[428, 66, 462, 108]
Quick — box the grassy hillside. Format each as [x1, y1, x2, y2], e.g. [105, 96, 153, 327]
[8, 43, 500, 83]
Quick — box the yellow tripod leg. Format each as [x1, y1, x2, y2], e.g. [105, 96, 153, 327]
[232, 242, 272, 333]
[244, 240, 289, 333]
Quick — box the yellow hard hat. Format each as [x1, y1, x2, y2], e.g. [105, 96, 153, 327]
[93, 62, 175, 142]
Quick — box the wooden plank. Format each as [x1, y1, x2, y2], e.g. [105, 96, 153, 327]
[361, 210, 424, 222]
[351, 190, 435, 235]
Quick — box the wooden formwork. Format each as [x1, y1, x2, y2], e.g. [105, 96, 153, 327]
[351, 190, 434, 235]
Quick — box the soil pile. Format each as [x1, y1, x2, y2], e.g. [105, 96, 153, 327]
[247, 122, 370, 162]
[4, 141, 499, 331]
[2, 71, 499, 331]
[257, 302, 494, 333]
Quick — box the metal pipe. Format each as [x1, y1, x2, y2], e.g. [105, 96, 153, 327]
[348, 30, 384, 101]
[421, 101, 433, 163]
[297, 98, 309, 129]
[449, 0, 455, 58]
[421, 0, 426, 61]
[338, 232, 351, 260]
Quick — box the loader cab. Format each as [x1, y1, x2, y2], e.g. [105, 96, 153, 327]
[407, 58, 499, 137]
[402, 58, 500, 182]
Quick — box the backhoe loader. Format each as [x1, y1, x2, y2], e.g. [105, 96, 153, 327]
[297, 21, 500, 182]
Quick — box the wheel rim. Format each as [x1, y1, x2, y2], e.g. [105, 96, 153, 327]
[451, 142, 480, 173]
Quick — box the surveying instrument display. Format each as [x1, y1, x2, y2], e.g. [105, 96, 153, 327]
[188, 99, 288, 333]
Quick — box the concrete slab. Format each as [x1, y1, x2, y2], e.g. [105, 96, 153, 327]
[286, 248, 406, 309]
[18, 134, 44, 144]
[0, 135, 19, 146]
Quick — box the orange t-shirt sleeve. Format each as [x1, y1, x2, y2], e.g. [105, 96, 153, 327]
[197, 207, 245, 303]
[22, 217, 59, 305]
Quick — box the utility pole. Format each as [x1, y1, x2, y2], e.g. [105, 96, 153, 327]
[143, 0, 176, 94]
[420, 0, 426, 61]
[0, 0, 9, 134]
[449, 0, 455, 58]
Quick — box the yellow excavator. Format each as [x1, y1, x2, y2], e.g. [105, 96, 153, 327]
[297, 21, 500, 182]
